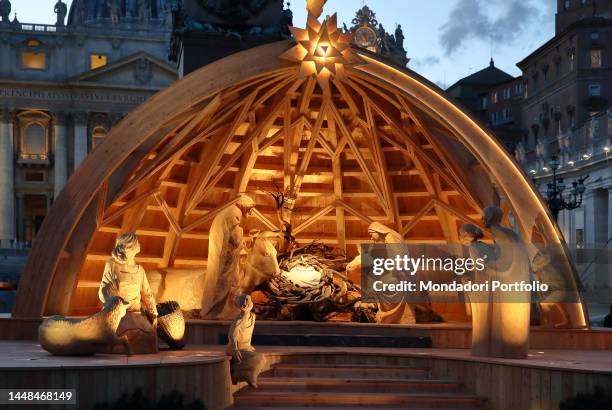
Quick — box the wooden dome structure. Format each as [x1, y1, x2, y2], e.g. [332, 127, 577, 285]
[13, 5, 588, 327]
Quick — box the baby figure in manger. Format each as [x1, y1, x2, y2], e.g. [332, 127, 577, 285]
[226, 293, 266, 388]
[99, 232, 159, 354]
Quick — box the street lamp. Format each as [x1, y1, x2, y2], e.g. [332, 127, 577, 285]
[544, 155, 588, 221]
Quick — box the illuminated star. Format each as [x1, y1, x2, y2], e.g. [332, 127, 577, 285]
[280, 11, 362, 91]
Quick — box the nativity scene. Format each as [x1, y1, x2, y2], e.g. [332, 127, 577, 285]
[15, 0, 589, 360]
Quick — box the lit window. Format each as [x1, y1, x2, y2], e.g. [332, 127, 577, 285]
[591, 31, 600, 40]
[92, 126, 107, 148]
[21, 51, 46, 70]
[588, 84, 601, 96]
[564, 0, 570, 9]
[27, 39, 41, 47]
[569, 52, 575, 71]
[491, 91, 498, 104]
[482, 96, 488, 109]
[90, 54, 107, 70]
[590, 49, 602, 68]
[24, 124, 46, 155]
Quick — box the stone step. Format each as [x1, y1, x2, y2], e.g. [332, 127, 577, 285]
[266, 363, 430, 379]
[218, 333, 432, 348]
[233, 391, 487, 408]
[255, 377, 463, 393]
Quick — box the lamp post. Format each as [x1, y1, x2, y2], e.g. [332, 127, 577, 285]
[545, 155, 588, 221]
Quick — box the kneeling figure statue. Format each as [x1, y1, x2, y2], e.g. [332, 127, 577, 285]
[226, 294, 266, 388]
[99, 232, 159, 354]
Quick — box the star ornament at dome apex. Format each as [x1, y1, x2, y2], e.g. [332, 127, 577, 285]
[280, 13, 362, 91]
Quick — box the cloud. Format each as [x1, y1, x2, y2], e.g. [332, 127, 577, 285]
[411, 56, 441, 69]
[439, 0, 545, 55]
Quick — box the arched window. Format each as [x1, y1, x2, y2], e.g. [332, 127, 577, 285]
[17, 111, 50, 162]
[92, 126, 107, 148]
[25, 123, 46, 155]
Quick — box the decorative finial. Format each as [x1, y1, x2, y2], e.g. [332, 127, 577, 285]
[280, 0, 361, 91]
[490, 58, 494, 67]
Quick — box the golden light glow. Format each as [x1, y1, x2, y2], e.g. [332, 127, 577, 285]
[280, 3, 361, 91]
[90, 54, 108, 70]
[21, 51, 46, 70]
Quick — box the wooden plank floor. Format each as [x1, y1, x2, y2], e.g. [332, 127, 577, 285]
[0, 342, 610, 374]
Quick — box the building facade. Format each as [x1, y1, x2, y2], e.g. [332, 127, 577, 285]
[449, 0, 612, 296]
[0, 0, 177, 247]
[446, 60, 525, 152]
[516, 0, 612, 263]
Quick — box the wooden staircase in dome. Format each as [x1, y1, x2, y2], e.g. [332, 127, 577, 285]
[231, 355, 488, 409]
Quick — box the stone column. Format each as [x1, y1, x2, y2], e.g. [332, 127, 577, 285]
[16, 192, 24, 245]
[53, 112, 68, 198]
[73, 111, 88, 171]
[608, 188, 612, 244]
[0, 108, 15, 248]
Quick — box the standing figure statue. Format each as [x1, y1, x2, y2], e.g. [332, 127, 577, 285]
[395, 24, 405, 50]
[226, 294, 266, 388]
[109, 0, 121, 25]
[99, 232, 159, 354]
[0, 0, 11, 23]
[201, 195, 256, 319]
[54, 0, 67, 27]
[459, 223, 496, 357]
[367, 222, 417, 324]
[481, 206, 530, 359]
[138, 0, 150, 21]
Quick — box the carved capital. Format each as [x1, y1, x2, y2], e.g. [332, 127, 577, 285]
[0, 107, 14, 123]
[52, 111, 67, 125]
[72, 111, 88, 125]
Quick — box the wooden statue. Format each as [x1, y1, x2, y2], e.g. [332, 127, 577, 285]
[39, 296, 133, 356]
[367, 222, 417, 324]
[99, 232, 159, 354]
[201, 195, 255, 319]
[531, 250, 570, 328]
[459, 223, 496, 357]
[480, 206, 530, 359]
[225, 294, 266, 388]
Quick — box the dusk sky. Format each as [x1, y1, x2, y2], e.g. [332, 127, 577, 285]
[10, 0, 557, 88]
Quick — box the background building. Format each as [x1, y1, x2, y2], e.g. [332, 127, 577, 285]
[446, 59, 524, 153]
[451, 0, 612, 313]
[0, 0, 177, 248]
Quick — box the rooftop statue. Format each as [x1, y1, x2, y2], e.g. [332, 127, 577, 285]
[54, 0, 67, 27]
[0, 0, 10, 23]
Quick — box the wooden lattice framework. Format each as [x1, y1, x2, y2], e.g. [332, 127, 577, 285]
[12, 39, 588, 326]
